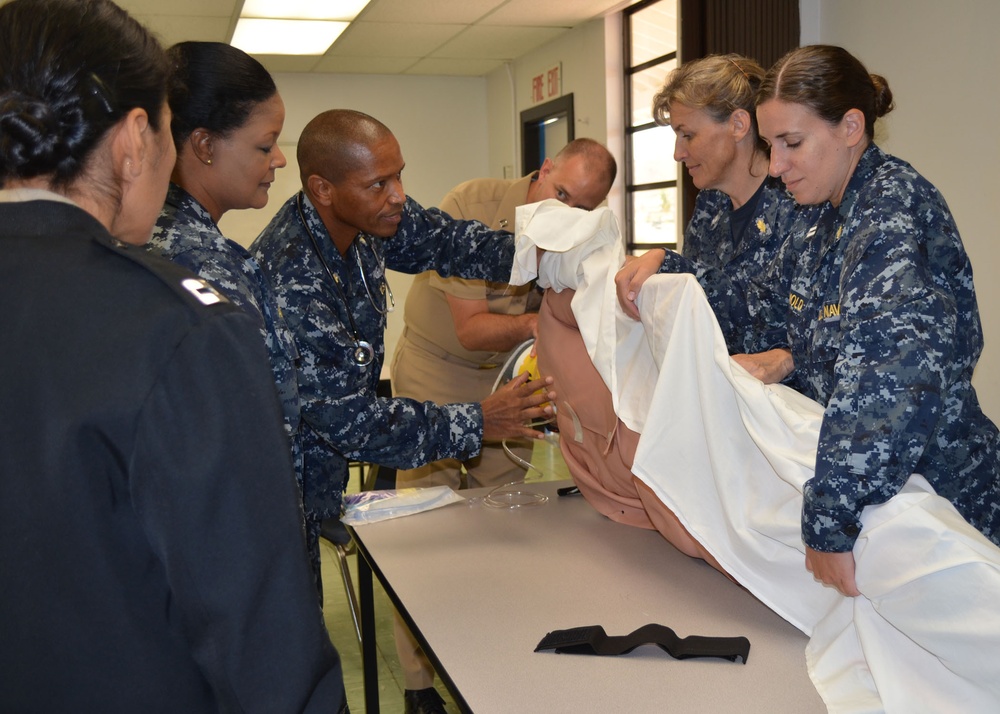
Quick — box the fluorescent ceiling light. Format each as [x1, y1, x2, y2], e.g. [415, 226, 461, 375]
[232, 18, 349, 55]
[240, 0, 371, 21]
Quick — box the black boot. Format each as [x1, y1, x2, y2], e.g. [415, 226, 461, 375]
[403, 687, 447, 714]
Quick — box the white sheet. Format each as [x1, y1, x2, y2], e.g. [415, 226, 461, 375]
[513, 200, 1000, 713]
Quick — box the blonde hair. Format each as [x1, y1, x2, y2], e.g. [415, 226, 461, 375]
[652, 53, 766, 152]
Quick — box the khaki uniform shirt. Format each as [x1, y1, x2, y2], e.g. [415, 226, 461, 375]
[402, 174, 540, 367]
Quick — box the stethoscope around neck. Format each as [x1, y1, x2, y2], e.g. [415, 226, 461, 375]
[296, 192, 395, 367]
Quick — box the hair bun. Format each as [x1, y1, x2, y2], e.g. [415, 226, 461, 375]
[0, 91, 75, 177]
[0, 0, 168, 187]
[869, 73, 895, 118]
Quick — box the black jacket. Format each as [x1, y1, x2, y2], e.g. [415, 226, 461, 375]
[0, 197, 346, 713]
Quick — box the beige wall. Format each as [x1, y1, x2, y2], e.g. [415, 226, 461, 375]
[485, 18, 614, 181]
[482, 15, 626, 266]
[803, 0, 1000, 419]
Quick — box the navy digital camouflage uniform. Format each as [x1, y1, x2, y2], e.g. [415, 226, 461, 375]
[656, 174, 811, 353]
[728, 144, 1000, 553]
[251, 191, 516, 563]
[147, 185, 308, 546]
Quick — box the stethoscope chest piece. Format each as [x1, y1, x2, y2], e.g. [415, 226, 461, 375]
[353, 340, 375, 367]
[297, 193, 387, 370]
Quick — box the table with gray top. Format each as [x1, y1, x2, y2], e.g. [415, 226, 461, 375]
[350, 480, 825, 713]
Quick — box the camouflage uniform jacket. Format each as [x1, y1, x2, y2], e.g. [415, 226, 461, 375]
[251, 192, 516, 522]
[742, 144, 1000, 552]
[657, 174, 809, 353]
[148, 184, 303, 483]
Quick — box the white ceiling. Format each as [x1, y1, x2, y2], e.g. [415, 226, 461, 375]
[118, 0, 641, 76]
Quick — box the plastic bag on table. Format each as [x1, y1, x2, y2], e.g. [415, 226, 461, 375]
[340, 485, 465, 525]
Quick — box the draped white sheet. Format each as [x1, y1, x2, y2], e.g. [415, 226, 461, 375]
[513, 199, 1000, 713]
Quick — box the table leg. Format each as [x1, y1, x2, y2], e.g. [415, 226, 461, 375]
[358, 551, 379, 714]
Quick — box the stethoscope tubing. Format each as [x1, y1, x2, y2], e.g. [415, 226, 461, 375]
[296, 192, 393, 367]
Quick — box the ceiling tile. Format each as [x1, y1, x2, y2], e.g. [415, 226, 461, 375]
[103, 0, 635, 77]
[328, 21, 465, 58]
[480, 0, 623, 26]
[312, 55, 421, 74]
[124, 0, 237, 17]
[358, 0, 506, 25]
[134, 15, 233, 46]
[430, 25, 567, 60]
[404, 57, 506, 76]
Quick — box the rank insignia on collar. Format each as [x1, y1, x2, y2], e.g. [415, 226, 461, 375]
[182, 278, 225, 306]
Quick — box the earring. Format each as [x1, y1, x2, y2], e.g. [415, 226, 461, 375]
[206, 159, 213, 166]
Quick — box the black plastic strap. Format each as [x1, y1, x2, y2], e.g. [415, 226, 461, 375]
[534, 624, 750, 664]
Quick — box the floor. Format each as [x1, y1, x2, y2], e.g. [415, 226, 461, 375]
[320, 437, 569, 713]
[319, 536, 454, 713]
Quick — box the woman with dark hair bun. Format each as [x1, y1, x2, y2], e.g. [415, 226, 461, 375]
[144, 41, 320, 587]
[743, 44, 1000, 597]
[158, 40, 287, 220]
[0, 2, 346, 711]
[0, 0, 171, 239]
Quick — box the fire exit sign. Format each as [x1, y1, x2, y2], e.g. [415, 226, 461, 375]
[530, 63, 562, 104]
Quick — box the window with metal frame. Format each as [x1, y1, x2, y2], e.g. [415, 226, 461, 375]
[622, 0, 799, 256]
[623, 0, 679, 255]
